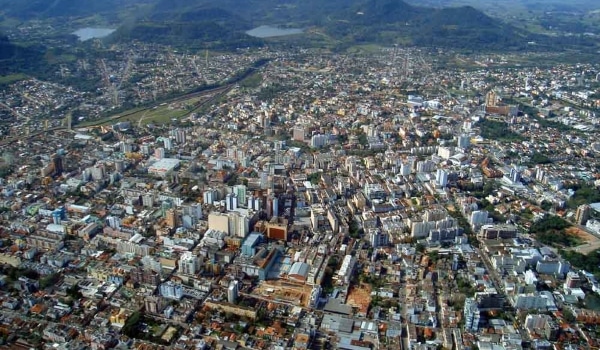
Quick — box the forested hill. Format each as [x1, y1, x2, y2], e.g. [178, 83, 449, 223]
[110, 0, 537, 51]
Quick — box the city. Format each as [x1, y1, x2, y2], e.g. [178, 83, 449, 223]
[0, 45, 599, 350]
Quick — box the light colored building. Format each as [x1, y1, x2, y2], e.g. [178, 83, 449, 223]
[148, 158, 180, 177]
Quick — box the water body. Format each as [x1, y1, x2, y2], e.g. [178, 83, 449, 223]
[246, 25, 303, 38]
[72, 27, 116, 41]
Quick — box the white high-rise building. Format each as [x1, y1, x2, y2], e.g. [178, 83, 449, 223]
[226, 193, 238, 211]
[228, 212, 249, 238]
[203, 189, 217, 205]
[160, 281, 183, 300]
[400, 162, 411, 176]
[228, 280, 239, 304]
[179, 252, 199, 276]
[163, 138, 173, 150]
[436, 169, 448, 187]
[470, 210, 489, 228]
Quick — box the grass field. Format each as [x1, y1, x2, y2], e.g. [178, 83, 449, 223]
[87, 93, 213, 127]
[0, 73, 27, 86]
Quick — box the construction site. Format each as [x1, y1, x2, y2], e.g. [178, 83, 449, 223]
[253, 279, 314, 308]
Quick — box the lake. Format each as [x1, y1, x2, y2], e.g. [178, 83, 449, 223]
[245, 25, 303, 38]
[73, 27, 116, 41]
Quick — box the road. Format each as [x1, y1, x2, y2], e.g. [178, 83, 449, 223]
[476, 246, 531, 342]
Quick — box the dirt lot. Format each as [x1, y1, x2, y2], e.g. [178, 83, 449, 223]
[567, 226, 600, 255]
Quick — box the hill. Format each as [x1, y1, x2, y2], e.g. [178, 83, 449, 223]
[0, 0, 597, 53]
[109, 0, 534, 51]
[0, 34, 45, 77]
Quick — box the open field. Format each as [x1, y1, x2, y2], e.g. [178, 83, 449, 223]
[78, 86, 230, 128]
[567, 226, 600, 255]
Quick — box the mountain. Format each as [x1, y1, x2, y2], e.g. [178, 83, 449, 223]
[0, 34, 45, 76]
[0, 0, 153, 19]
[0, 34, 17, 60]
[111, 5, 263, 49]
[0, 0, 596, 52]
[109, 0, 532, 51]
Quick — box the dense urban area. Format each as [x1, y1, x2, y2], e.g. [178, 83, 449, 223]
[1, 39, 600, 350]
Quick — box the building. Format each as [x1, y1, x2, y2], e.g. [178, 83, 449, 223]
[436, 169, 448, 187]
[470, 210, 489, 228]
[288, 262, 310, 283]
[337, 255, 356, 284]
[145, 296, 164, 315]
[458, 135, 470, 149]
[148, 158, 180, 177]
[166, 209, 178, 228]
[479, 224, 518, 239]
[576, 204, 591, 225]
[368, 230, 389, 248]
[227, 280, 239, 304]
[154, 147, 165, 159]
[536, 257, 570, 276]
[226, 193, 238, 211]
[242, 233, 263, 256]
[509, 167, 521, 183]
[565, 271, 582, 288]
[464, 297, 480, 332]
[229, 211, 250, 238]
[266, 220, 288, 241]
[179, 252, 200, 276]
[208, 213, 229, 233]
[160, 281, 183, 300]
[310, 134, 329, 148]
[233, 185, 247, 206]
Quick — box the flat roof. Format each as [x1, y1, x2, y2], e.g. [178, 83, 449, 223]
[149, 158, 181, 172]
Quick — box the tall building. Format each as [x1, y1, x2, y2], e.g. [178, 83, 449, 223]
[227, 280, 239, 304]
[142, 193, 155, 208]
[208, 212, 229, 233]
[154, 147, 165, 159]
[179, 252, 199, 276]
[272, 196, 279, 218]
[166, 209, 178, 228]
[509, 167, 521, 183]
[458, 135, 470, 149]
[310, 134, 328, 148]
[229, 212, 249, 238]
[182, 204, 202, 220]
[400, 161, 412, 176]
[470, 210, 489, 228]
[52, 155, 64, 176]
[226, 193, 238, 212]
[233, 185, 247, 206]
[144, 296, 164, 314]
[485, 90, 498, 107]
[163, 138, 173, 150]
[159, 281, 183, 300]
[203, 189, 217, 205]
[173, 129, 186, 144]
[292, 126, 305, 141]
[436, 169, 448, 188]
[575, 204, 591, 225]
[464, 297, 481, 332]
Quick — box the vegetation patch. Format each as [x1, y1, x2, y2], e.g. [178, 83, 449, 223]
[477, 119, 524, 142]
[530, 215, 578, 248]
